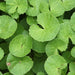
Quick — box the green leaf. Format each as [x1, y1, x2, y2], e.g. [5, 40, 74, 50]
[5, 0, 28, 14]
[49, 0, 65, 17]
[44, 55, 67, 75]
[26, 0, 41, 16]
[0, 72, 3, 75]
[62, 51, 75, 63]
[26, 16, 37, 26]
[57, 20, 72, 42]
[32, 57, 46, 74]
[6, 54, 33, 75]
[37, 72, 46, 75]
[0, 2, 6, 12]
[67, 72, 75, 75]
[70, 12, 75, 31]
[29, 12, 60, 42]
[62, 0, 75, 11]
[32, 40, 47, 53]
[71, 47, 75, 58]
[46, 38, 67, 56]
[4, 72, 12, 75]
[9, 34, 32, 57]
[39, 0, 49, 13]
[0, 48, 4, 60]
[0, 15, 17, 39]
[69, 62, 75, 72]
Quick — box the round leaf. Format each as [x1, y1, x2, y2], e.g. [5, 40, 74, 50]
[6, 54, 33, 75]
[29, 12, 60, 42]
[44, 55, 67, 75]
[0, 15, 17, 39]
[9, 34, 32, 57]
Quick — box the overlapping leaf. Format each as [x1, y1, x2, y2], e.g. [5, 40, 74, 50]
[29, 12, 60, 42]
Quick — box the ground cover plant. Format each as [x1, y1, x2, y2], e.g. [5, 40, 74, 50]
[0, 0, 75, 75]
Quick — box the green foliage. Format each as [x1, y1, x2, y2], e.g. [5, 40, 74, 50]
[9, 34, 32, 57]
[29, 12, 60, 42]
[0, 15, 17, 39]
[0, 0, 75, 75]
[6, 54, 33, 75]
[0, 48, 4, 60]
[44, 55, 67, 75]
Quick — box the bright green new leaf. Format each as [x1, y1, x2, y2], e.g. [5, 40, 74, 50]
[9, 34, 32, 57]
[49, 0, 65, 17]
[46, 38, 67, 56]
[44, 55, 67, 75]
[6, 54, 33, 75]
[62, 0, 75, 11]
[0, 15, 17, 39]
[29, 12, 60, 42]
[69, 62, 75, 72]
[0, 48, 4, 60]
[32, 40, 47, 53]
[5, 0, 28, 14]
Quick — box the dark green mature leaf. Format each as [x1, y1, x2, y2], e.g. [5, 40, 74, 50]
[32, 40, 47, 53]
[29, 12, 60, 42]
[6, 54, 33, 75]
